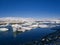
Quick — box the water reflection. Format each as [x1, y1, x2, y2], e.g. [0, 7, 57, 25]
[0, 26, 60, 45]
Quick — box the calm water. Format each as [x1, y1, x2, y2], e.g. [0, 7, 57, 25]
[0, 28, 58, 45]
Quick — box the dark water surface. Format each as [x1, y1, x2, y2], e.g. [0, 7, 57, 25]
[0, 28, 57, 45]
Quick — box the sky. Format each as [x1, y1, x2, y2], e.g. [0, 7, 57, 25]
[0, 0, 60, 19]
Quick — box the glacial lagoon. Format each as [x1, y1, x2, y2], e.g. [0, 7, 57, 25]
[0, 27, 60, 45]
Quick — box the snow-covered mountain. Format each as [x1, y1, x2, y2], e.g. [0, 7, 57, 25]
[0, 17, 36, 22]
[0, 17, 60, 24]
